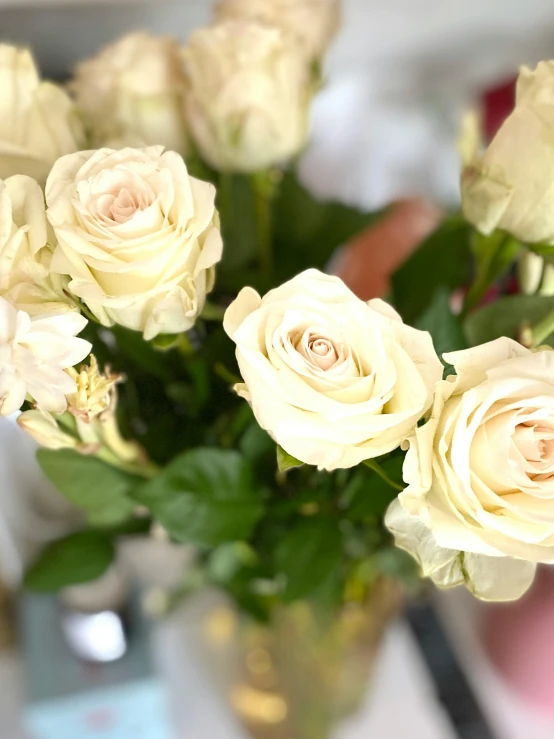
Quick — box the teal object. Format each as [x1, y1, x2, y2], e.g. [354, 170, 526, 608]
[20, 593, 173, 739]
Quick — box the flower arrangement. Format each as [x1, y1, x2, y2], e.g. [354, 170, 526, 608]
[3, 0, 554, 621]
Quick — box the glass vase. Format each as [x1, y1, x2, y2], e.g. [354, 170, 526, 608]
[202, 579, 401, 739]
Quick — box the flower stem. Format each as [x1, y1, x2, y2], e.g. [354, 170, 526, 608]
[530, 308, 554, 347]
[251, 172, 275, 282]
[96, 446, 159, 479]
[363, 459, 404, 492]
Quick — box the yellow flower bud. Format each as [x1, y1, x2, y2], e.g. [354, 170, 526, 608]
[66, 356, 122, 422]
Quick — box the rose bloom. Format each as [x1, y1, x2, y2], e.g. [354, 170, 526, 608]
[215, 0, 341, 61]
[182, 21, 312, 173]
[386, 338, 554, 601]
[0, 296, 91, 416]
[461, 60, 554, 244]
[0, 174, 75, 315]
[224, 269, 443, 471]
[72, 32, 189, 154]
[46, 147, 223, 340]
[0, 44, 84, 183]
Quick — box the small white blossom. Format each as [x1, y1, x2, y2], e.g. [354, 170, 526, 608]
[0, 297, 91, 415]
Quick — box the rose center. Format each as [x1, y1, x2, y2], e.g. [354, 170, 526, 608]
[92, 184, 155, 225]
[513, 422, 554, 476]
[295, 330, 344, 372]
[113, 187, 152, 223]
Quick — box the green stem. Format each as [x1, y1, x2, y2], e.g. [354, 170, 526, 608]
[530, 308, 554, 347]
[251, 172, 274, 281]
[175, 333, 194, 357]
[363, 459, 404, 492]
[461, 232, 521, 317]
[218, 171, 233, 218]
[96, 446, 159, 479]
[73, 297, 100, 324]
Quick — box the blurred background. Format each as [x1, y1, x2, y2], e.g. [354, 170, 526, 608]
[3, 1, 554, 738]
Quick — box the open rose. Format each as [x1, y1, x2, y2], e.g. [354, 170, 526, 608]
[46, 147, 223, 339]
[386, 338, 554, 601]
[224, 269, 443, 470]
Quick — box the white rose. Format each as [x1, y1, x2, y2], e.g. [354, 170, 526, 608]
[386, 338, 554, 601]
[224, 269, 443, 471]
[0, 174, 76, 315]
[215, 0, 341, 61]
[0, 296, 91, 416]
[0, 44, 84, 183]
[461, 61, 554, 244]
[72, 32, 189, 155]
[182, 21, 312, 173]
[46, 146, 223, 340]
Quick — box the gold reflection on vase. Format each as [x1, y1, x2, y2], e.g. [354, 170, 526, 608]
[207, 579, 401, 739]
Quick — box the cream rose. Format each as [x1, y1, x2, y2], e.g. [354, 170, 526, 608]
[0, 44, 84, 183]
[461, 61, 554, 244]
[45, 146, 223, 340]
[224, 269, 443, 471]
[386, 338, 554, 601]
[72, 32, 189, 154]
[214, 0, 341, 61]
[182, 21, 312, 173]
[0, 174, 75, 315]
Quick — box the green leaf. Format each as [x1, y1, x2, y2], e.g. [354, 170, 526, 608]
[24, 531, 114, 592]
[111, 325, 178, 382]
[275, 517, 342, 602]
[527, 242, 554, 258]
[344, 457, 404, 520]
[416, 287, 468, 360]
[391, 215, 472, 324]
[207, 542, 258, 584]
[276, 445, 304, 473]
[132, 448, 264, 547]
[37, 449, 138, 527]
[273, 170, 386, 282]
[464, 294, 554, 347]
[463, 230, 521, 313]
[240, 422, 275, 462]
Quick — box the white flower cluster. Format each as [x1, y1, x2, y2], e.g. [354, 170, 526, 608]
[0, 1, 341, 417]
[70, 1, 340, 174]
[225, 269, 554, 602]
[3, 7, 554, 607]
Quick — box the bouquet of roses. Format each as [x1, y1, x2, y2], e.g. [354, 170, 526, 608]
[2, 0, 553, 619]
